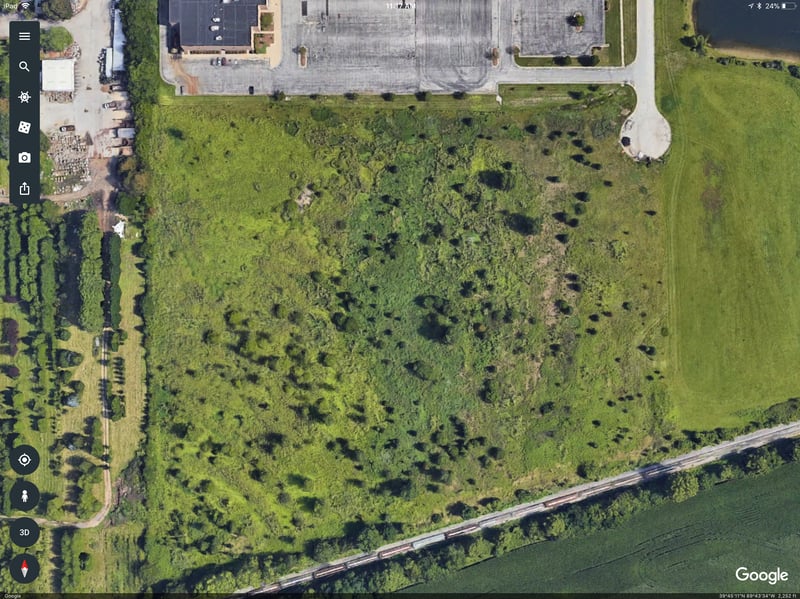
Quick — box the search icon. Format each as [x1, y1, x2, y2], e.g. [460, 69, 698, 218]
[18, 61, 30, 72]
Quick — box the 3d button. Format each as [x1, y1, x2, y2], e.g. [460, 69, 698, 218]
[10, 445, 39, 475]
[10, 480, 40, 511]
[9, 553, 39, 583]
[9, 517, 40, 547]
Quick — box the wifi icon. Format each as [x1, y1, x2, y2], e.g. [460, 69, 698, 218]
[19, 2, 31, 10]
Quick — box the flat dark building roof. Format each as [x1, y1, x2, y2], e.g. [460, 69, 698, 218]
[169, 0, 264, 48]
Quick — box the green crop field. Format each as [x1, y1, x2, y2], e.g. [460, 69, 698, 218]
[656, 1, 800, 428]
[409, 461, 800, 594]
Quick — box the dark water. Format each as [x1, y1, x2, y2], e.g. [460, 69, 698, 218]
[696, 0, 800, 53]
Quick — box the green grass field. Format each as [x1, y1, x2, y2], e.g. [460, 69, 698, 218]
[409, 461, 800, 594]
[656, 1, 800, 428]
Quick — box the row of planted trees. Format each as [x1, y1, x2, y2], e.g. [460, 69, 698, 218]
[0, 207, 108, 521]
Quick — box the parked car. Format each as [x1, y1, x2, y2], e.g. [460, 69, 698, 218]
[214, 35, 222, 41]
[110, 84, 126, 92]
[211, 16, 221, 22]
[248, 85, 254, 95]
[102, 101, 117, 109]
[210, 25, 220, 31]
[59, 125, 76, 132]
[221, 57, 227, 66]
[215, 57, 222, 66]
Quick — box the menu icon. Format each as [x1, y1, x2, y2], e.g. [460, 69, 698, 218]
[10, 21, 40, 206]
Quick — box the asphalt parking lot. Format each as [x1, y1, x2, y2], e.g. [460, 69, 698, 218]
[512, 0, 605, 56]
[293, 0, 416, 69]
[163, 0, 607, 95]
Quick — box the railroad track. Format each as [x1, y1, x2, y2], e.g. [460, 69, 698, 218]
[240, 420, 800, 594]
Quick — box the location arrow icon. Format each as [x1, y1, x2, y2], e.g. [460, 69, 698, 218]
[21, 559, 28, 578]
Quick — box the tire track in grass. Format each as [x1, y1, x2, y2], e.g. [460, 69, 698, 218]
[658, 0, 692, 409]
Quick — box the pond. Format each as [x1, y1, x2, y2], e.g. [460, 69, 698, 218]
[695, 0, 800, 54]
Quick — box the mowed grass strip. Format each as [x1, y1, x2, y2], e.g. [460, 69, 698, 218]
[409, 461, 800, 594]
[656, 2, 800, 428]
[602, 0, 637, 66]
[108, 226, 147, 481]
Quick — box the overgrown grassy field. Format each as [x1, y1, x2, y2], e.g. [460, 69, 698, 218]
[410, 461, 800, 594]
[139, 88, 678, 588]
[121, 1, 800, 590]
[656, 1, 800, 428]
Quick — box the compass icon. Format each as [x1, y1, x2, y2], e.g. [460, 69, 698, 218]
[17, 90, 31, 103]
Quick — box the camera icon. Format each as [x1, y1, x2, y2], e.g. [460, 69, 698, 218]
[18, 152, 31, 164]
[17, 453, 31, 467]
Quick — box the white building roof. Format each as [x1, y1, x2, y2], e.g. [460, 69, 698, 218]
[41, 59, 75, 92]
[112, 9, 126, 71]
[104, 47, 113, 80]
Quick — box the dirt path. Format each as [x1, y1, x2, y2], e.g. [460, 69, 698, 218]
[73, 327, 113, 529]
[48, 158, 118, 234]
[170, 57, 200, 95]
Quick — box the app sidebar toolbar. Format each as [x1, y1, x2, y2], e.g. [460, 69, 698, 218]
[7, 19, 42, 585]
[9, 21, 40, 206]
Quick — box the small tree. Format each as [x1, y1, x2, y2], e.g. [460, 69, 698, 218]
[692, 35, 708, 56]
[792, 439, 800, 462]
[668, 471, 699, 502]
[41, 0, 73, 20]
[569, 13, 585, 28]
[544, 513, 567, 539]
[41, 26, 73, 52]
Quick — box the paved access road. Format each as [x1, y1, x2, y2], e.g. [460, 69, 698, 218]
[241, 419, 800, 594]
